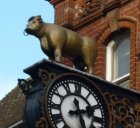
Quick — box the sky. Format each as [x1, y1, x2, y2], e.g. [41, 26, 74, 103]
[0, 0, 54, 100]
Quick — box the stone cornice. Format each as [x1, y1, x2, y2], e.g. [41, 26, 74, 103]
[74, 9, 104, 30]
[73, 0, 133, 30]
[45, 0, 133, 30]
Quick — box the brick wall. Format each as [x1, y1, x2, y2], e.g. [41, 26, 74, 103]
[49, 0, 140, 91]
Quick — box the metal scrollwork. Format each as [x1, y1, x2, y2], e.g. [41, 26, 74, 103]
[36, 117, 48, 128]
[35, 96, 50, 128]
[38, 69, 56, 85]
[104, 92, 140, 128]
[134, 103, 140, 123]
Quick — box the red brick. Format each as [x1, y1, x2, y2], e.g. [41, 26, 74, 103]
[53, 0, 140, 91]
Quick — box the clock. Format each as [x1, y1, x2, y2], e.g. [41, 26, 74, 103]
[45, 73, 110, 128]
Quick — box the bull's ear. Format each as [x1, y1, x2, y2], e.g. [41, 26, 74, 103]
[36, 15, 43, 22]
[36, 15, 41, 19]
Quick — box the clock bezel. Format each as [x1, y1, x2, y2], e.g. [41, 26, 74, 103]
[45, 73, 110, 128]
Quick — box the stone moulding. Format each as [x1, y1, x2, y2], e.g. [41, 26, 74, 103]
[46, 0, 134, 30]
[73, 0, 133, 30]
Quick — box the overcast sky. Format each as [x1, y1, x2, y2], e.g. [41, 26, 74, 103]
[0, 1, 54, 100]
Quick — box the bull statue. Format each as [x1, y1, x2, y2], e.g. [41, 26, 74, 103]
[24, 15, 98, 74]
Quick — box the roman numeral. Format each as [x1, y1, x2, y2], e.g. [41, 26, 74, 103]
[89, 116, 103, 128]
[75, 84, 81, 94]
[52, 113, 63, 124]
[54, 90, 63, 99]
[63, 83, 71, 94]
[51, 101, 60, 110]
[93, 116, 103, 124]
[91, 104, 100, 110]
[86, 92, 90, 99]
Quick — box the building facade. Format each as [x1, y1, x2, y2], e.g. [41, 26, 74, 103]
[0, 0, 140, 127]
[49, 0, 140, 90]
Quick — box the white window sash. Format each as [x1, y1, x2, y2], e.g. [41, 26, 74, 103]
[112, 73, 130, 84]
[106, 40, 115, 81]
[106, 30, 130, 86]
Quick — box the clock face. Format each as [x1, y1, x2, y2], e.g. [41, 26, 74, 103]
[45, 74, 110, 128]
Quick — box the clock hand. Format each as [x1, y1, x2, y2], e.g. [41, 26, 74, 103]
[69, 109, 86, 115]
[86, 104, 100, 117]
[73, 98, 86, 128]
[86, 106, 94, 117]
[69, 105, 94, 117]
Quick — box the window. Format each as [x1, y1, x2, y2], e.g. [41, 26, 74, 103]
[106, 30, 130, 87]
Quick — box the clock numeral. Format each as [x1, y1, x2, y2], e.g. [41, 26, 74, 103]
[93, 116, 103, 124]
[63, 84, 71, 94]
[51, 101, 61, 110]
[89, 116, 103, 128]
[75, 84, 81, 94]
[91, 104, 100, 110]
[54, 90, 63, 100]
[86, 92, 90, 99]
[52, 113, 63, 124]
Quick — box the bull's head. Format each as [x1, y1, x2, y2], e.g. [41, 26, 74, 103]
[24, 15, 43, 36]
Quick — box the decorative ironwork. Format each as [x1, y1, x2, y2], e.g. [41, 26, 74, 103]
[36, 117, 47, 128]
[45, 73, 110, 128]
[19, 59, 140, 128]
[104, 92, 140, 128]
[134, 103, 140, 123]
[38, 69, 56, 85]
[35, 96, 49, 128]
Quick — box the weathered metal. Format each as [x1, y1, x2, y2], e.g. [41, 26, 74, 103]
[19, 59, 140, 128]
[24, 15, 98, 74]
[45, 73, 110, 128]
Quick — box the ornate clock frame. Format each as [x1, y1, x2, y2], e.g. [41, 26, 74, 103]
[45, 73, 110, 128]
[18, 59, 140, 128]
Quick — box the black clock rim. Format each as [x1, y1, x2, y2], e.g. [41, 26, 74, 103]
[44, 73, 111, 128]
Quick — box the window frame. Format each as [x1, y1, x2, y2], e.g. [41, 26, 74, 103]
[106, 30, 130, 87]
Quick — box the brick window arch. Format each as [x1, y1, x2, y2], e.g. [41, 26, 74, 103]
[97, 17, 137, 89]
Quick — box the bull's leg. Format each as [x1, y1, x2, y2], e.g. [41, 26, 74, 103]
[88, 66, 93, 74]
[73, 58, 85, 71]
[54, 48, 61, 62]
[83, 58, 93, 74]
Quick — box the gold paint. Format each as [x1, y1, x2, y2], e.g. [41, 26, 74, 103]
[25, 15, 98, 74]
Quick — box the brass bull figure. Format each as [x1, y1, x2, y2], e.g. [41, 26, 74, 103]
[24, 15, 98, 74]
